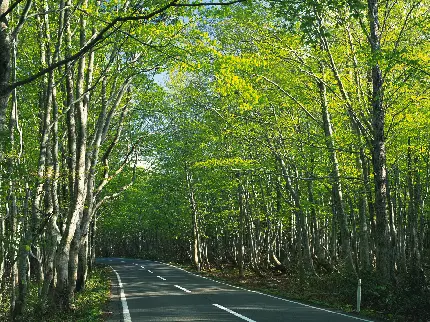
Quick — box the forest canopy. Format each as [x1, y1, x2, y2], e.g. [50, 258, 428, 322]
[0, 0, 429, 320]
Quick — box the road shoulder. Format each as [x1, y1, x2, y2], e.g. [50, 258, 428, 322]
[104, 268, 123, 322]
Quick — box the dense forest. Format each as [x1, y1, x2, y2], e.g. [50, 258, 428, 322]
[0, 0, 429, 321]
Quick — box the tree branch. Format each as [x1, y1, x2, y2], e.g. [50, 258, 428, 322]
[257, 74, 321, 125]
[0, 0, 26, 21]
[94, 157, 137, 213]
[6, 0, 247, 92]
[173, 0, 246, 6]
[10, 0, 32, 39]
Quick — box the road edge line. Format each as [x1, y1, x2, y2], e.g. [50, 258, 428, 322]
[111, 267, 132, 322]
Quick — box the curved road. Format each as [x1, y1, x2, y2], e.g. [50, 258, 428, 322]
[97, 258, 372, 322]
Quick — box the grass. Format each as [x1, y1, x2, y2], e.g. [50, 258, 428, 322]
[1, 264, 111, 322]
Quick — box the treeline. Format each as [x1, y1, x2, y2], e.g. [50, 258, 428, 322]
[97, 0, 430, 319]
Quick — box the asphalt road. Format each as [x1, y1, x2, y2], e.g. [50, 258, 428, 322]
[96, 258, 372, 322]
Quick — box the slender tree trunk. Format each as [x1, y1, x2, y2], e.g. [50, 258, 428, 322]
[55, 3, 88, 306]
[407, 139, 422, 285]
[40, 1, 63, 299]
[247, 184, 262, 275]
[89, 217, 97, 272]
[394, 166, 407, 274]
[278, 157, 315, 275]
[7, 22, 21, 319]
[367, 0, 391, 282]
[330, 198, 337, 265]
[13, 184, 31, 319]
[75, 24, 96, 293]
[307, 173, 320, 258]
[236, 172, 245, 278]
[76, 234, 88, 292]
[186, 169, 201, 271]
[8, 178, 18, 319]
[357, 150, 371, 271]
[65, 0, 76, 203]
[318, 75, 356, 274]
[63, 0, 89, 304]
[0, 0, 10, 142]
[386, 171, 397, 280]
[0, 0, 10, 302]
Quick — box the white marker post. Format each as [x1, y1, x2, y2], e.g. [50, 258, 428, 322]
[356, 279, 361, 313]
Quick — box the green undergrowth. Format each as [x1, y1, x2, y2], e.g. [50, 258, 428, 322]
[172, 263, 429, 322]
[1, 264, 111, 322]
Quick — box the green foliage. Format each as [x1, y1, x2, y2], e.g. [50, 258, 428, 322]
[1, 265, 111, 322]
[64, 1, 430, 321]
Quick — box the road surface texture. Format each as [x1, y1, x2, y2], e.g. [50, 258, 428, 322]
[97, 258, 372, 322]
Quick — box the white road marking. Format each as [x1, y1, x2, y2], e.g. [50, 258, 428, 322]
[148, 270, 153, 273]
[159, 261, 372, 322]
[141, 266, 145, 269]
[157, 276, 166, 281]
[112, 268, 132, 322]
[121, 260, 125, 263]
[213, 304, 256, 322]
[174, 285, 191, 293]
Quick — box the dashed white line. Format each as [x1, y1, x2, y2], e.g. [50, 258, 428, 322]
[213, 304, 255, 322]
[112, 268, 132, 322]
[174, 285, 191, 293]
[141, 266, 145, 269]
[157, 276, 166, 281]
[148, 270, 153, 273]
[159, 261, 372, 322]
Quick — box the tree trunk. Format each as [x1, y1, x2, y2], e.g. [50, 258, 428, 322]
[13, 184, 31, 319]
[367, 0, 391, 282]
[0, 0, 10, 302]
[394, 166, 407, 274]
[0, 0, 10, 142]
[236, 172, 245, 278]
[356, 148, 371, 271]
[407, 139, 422, 285]
[186, 169, 201, 271]
[318, 76, 356, 274]
[278, 157, 315, 276]
[76, 235, 88, 292]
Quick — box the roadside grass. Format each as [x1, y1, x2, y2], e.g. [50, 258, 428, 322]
[0, 264, 111, 322]
[172, 263, 429, 322]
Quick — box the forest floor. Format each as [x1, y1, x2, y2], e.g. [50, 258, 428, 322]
[173, 263, 430, 322]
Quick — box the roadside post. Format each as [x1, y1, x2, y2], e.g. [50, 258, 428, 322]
[357, 278, 362, 313]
